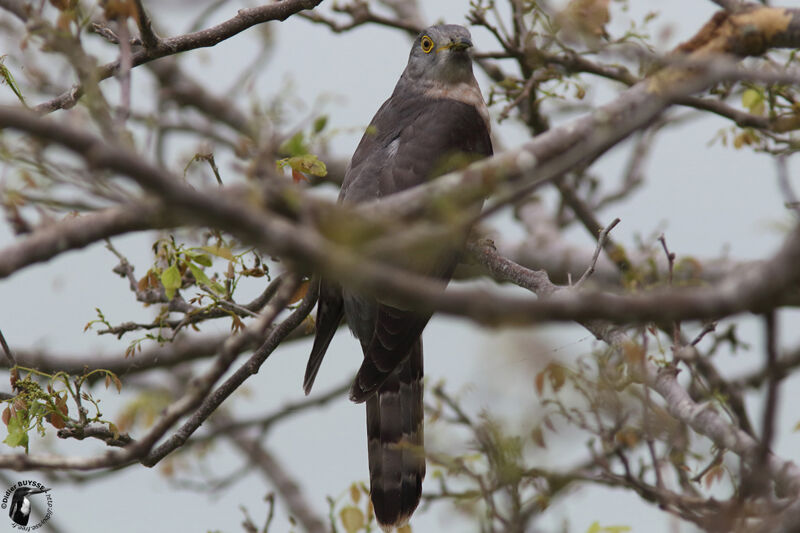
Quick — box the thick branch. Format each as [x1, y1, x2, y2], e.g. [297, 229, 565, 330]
[2, 104, 800, 325]
[0, 201, 169, 279]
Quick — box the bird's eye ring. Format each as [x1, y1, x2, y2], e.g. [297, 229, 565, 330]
[420, 35, 434, 54]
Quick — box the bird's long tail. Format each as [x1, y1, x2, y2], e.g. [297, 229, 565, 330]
[366, 338, 425, 530]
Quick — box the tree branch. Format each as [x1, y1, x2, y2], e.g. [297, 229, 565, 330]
[0, 201, 170, 280]
[24, 0, 324, 113]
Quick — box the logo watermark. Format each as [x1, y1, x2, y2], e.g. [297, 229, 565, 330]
[0, 480, 53, 531]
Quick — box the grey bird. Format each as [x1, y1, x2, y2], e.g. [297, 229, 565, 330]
[303, 24, 492, 529]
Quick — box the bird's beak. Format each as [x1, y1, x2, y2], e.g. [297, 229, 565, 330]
[29, 488, 49, 495]
[439, 38, 473, 52]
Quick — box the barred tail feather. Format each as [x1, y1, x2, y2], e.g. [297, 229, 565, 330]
[366, 339, 425, 529]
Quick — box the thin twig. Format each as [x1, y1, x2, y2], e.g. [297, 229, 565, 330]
[575, 217, 621, 288]
[691, 323, 717, 347]
[658, 233, 681, 347]
[132, 0, 160, 49]
[0, 329, 17, 366]
[759, 311, 780, 465]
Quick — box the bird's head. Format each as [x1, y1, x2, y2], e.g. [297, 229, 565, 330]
[15, 487, 49, 498]
[404, 25, 475, 85]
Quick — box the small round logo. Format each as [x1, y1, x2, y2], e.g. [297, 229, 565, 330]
[1, 481, 53, 531]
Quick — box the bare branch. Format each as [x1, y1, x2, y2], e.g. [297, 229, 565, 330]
[32, 0, 324, 113]
[573, 217, 621, 288]
[0, 202, 170, 280]
[141, 276, 314, 466]
[0, 329, 17, 367]
[470, 236, 800, 505]
[759, 312, 780, 465]
[57, 424, 133, 447]
[132, 0, 160, 49]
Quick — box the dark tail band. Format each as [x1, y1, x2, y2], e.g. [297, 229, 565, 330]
[366, 338, 425, 529]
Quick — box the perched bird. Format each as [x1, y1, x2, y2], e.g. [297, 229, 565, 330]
[9, 486, 49, 526]
[303, 24, 492, 529]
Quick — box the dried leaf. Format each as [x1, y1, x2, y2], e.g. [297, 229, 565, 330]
[534, 369, 546, 396]
[548, 363, 565, 392]
[339, 506, 364, 533]
[201, 245, 234, 260]
[703, 465, 724, 489]
[292, 169, 310, 184]
[230, 314, 245, 333]
[562, 0, 610, 38]
[622, 341, 645, 365]
[47, 413, 65, 429]
[349, 482, 361, 504]
[615, 428, 639, 448]
[531, 426, 546, 448]
[56, 395, 68, 416]
[103, 0, 136, 20]
[289, 280, 310, 304]
[111, 374, 122, 393]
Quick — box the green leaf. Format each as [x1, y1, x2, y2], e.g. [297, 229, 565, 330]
[285, 154, 327, 177]
[586, 522, 631, 533]
[4, 411, 29, 452]
[186, 251, 213, 267]
[312, 115, 328, 134]
[741, 88, 765, 115]
[0, 56, 27, 107]
[160, 264, 181, 300]
[187, 263, 225, 296]
[279, 131, 308, 157]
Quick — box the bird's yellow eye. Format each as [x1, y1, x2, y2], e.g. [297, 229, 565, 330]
[420, 35, 434, 54]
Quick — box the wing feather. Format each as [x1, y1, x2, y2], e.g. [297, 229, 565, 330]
[342, 93, 492, 401]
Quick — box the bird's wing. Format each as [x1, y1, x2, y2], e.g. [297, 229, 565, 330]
[343, 95, 493, 403]
[341, 93, 493, 203]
